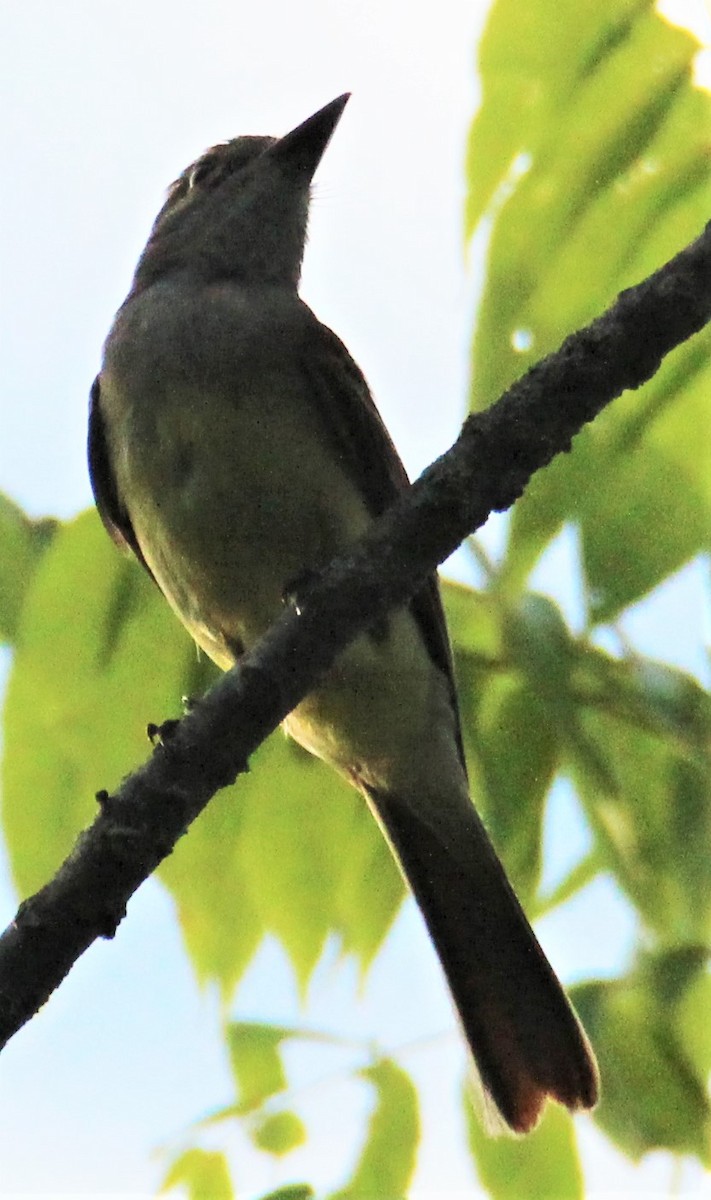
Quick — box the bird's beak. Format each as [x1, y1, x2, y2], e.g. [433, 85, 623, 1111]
[269, 93, 351, 181]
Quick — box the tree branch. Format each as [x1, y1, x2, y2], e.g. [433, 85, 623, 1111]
[0, 221, 709, 1051]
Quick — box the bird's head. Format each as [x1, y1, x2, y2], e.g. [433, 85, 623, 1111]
[132, 94, 350, 292]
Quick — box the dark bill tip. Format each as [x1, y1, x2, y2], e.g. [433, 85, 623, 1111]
[271, 93, 351, 180]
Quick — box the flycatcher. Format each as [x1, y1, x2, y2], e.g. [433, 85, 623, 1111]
[89, 94, 598, 1133]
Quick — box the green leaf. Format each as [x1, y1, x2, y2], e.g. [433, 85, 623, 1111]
[505, 324, 711, 611]
[469, 672, 557, 902]
[570, 701, 711, 941]
[581, 448, 708, 623]
[465, 0, 658, 236]
[223, 1021, 354, 1118]
[237, 735, 397, 987]
[572, 646, 711, 766]
[0, 492, 57, 646]
[572, 952, 711, 1161]
[160, 1148, 233, 1200]
[330, 1059, 419, 1199]
[225, 1022, 291, 1114]
[504, 595, 616, 795]
[235, 732, 403, 986]
[443, 579, 504, 662]
[330, 796, 404, 969]
[159, 768, 264, 997]
[525, 86, 711, 337]
[579, 335, 711, 618]
[498, 444, 592, 597]
[1, 510, 196, 896]
[449, 578, 711, 939]
[628, 327, 711, 511]
[633, 661, 711, 759]
[503, 594, 573, 707]
[467, 0, 711, 600]
[677, 968, 711, 1089]
[470, 5, 702, 406]
[465, 1093, 583, 1200]
[258, 1187, 314, 1200]
[532, 848, 603, 920]
[252, 1111, 307, 1156]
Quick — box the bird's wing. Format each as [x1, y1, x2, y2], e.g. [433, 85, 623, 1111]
[300, 312, 465, 768]
[299, 316, 600, 1135]
[87, 375, 155, 581]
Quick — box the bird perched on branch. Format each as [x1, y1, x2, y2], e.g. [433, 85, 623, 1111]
[89, 94, 598, 1133]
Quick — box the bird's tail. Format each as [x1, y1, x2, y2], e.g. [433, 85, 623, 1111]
[364, 783, 599, 1134]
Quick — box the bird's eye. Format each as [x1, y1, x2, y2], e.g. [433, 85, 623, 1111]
[188, 159, 214, 189]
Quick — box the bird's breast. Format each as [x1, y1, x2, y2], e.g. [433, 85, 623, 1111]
[100, 302, 371, 664]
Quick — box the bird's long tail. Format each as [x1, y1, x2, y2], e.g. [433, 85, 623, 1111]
[364, 783, 599, 1134]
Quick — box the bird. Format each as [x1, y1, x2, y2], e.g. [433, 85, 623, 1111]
[88, 94, 598, 1133]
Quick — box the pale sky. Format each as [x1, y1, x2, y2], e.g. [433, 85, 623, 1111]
[1, 0, 709, 1195]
